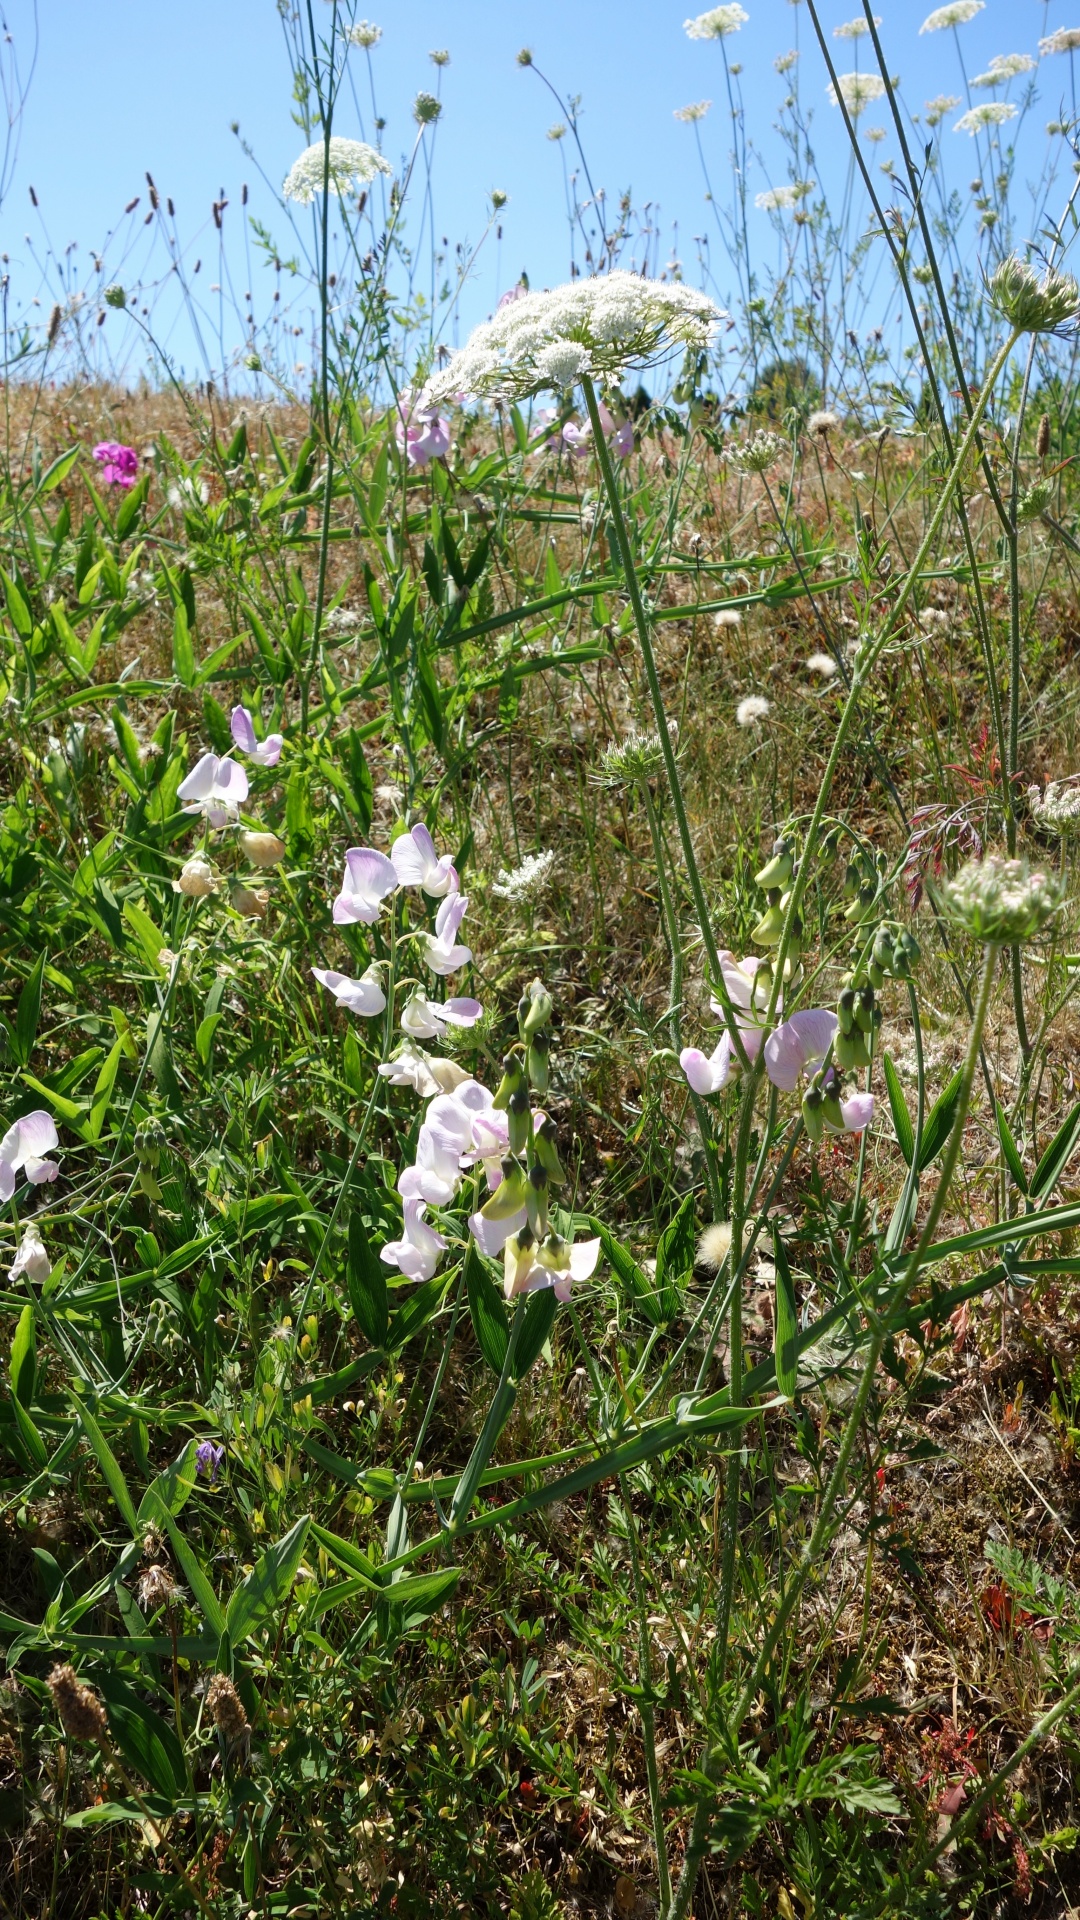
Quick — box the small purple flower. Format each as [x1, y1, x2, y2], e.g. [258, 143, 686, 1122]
[92, 441, 138, 489]
[196, 1440, 224, 1484]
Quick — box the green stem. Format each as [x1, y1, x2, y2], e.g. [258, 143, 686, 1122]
[581, 373, 748, 1064]
[621, 1474, 674, 1912]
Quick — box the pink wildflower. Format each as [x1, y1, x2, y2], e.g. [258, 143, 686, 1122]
[92, 442, 138, 489]
[395, 387, 451, 469]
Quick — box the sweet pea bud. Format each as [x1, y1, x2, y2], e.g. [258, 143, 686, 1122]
[508, 1086, 531, 1155]
[836, 1025, 871, 1071]
[754, 836, 794, 890]
[844, 881, 878, 924]
[802, 1083, 825, 1143]
[480, 1160, 529, 1220]
[521, 980, 553, 1038]
[895, 929, 921, 975]
[534, 1117, 566, 1185]
[843, 862, 862, 899]
[137, 1166, 163, 1200]
[239, 830, 285, 868]
[868, 958, 885, 990]
[751, 891, 784, 946]
[527, 1031, 550, 1093]
[854, 984, 875, 1034]
[526, 1162, 549, 1237]
[493, 1054, 525, 1111]
[537, 1231, 569, 1273]
[175, 855, 214, 898]
[837, 987, 857, 1035]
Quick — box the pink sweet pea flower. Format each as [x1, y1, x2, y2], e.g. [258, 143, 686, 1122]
[424, 892, 471, 975]
[503, 1231, 601, 1303]
[380, 1196, 446, 1282]
[177, 752, 250, 827]
[469, 1202, 527, 1258]
[311, 965, 386, 1017]
[332, 846, 399, 924]
[399, 990, 482, 1039]
[0, 1110, 59, 1202]
[763, 1009, 838, 1091]
[390, 823, 458, 897]
[92, 441, 138, 489]
[394, 387, 452, 469]
[497, 282, 529, 308]
[230, 705, 283, 769]
[680, 952, 775, 1094]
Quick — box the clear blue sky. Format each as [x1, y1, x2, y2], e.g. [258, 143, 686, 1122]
[3, 0, 1072, 380]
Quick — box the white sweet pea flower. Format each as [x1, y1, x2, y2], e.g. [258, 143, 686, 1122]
[230, 705, 283, 769]
[378, 1045, 472, 1097]
[332, 846, 399, 925]
[469, 1201, 528, 1258]
[503, 1230, 601, 1302]
[390, 824, 458, 896]
[399, 991, 482, 1040]
[679, 951, 775, 1093]
[423, 892, 472, 975]
[177, 752, 249, 827]
[0, 1111, 60, 1202]
[10, 1223, 51, 1283]
[380, 1196, 446, 1282]
[311, 965, 386, 1017]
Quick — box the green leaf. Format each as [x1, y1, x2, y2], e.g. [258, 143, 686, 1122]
[10, 1305, 35, 1408]
[381, 1566, 460, 1628]
[225, 1515, 311, 1644]
[589, 1217, 670, 1327]
[11, 1387, 48, 1467]
[86, 1037, 125, 1143]
[916, 1067, 964, 1172]
[1030, 1096, 1080, 1201]
[512, 1288, 557, 1381]
[123, 902, 167, 974]
[136, 1440, 199, 1524]
[466, 1250, 509, 1375]
[148, 1504, 226, 1635]
[145, 1009, 181, 1105]
[996, 1101, 1029, 1196]
[881, 1054, 913, 1167]
[96, 1673, 187, 1796]
[771, 1231, 799, 1400]
[13, 951, 46, 1068]
[172, 605, 196, 687]
[77, 1402, 138, 1533]
[388, 1271, 449, 1348]
[195, 1014, 222, 1067]
[347, 1211, 389, 1348]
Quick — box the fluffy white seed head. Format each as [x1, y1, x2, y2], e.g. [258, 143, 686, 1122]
[736, 695, 771, 726]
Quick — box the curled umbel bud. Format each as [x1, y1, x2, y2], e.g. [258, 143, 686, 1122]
[941, 854, 1061, 945]
[989, 256, 1080, 334]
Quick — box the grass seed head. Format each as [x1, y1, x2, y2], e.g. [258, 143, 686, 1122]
[48, 1665, 107, 1744]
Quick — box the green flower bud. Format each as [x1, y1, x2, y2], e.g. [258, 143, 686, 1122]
[854, 984, 875, 1034]
[534, 1117, 566, 1185]
[754, 836, 794, 890]
[493, 1054, 525, 1111]
[802, 1084, 825, 1143]
[835, 1025, 872, 1071]
[751, 891, 785, 946]
[480, 1160, 530, 1220]
[508, 1087, 531, 1156]
[837, 987, 857, 1035]
[526, 1162, 549, 1237]
[867, 958, 886, 990]
[844, 881, 879, 925]
[527, 1030, 550, 1093]
[521, 980, 554, 1038]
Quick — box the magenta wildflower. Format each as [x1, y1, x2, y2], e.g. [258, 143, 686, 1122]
[394, 387, 451, 468]
[92, 442, 138, 489]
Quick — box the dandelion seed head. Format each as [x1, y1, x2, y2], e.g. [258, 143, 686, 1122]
[920, 0, 984, 32]
[827, 71, 887, 114]
[954, 100, 1018, 133]
[492, 849, 557, 901]
[697, 1222, 733, 1268]
[684, 3, 748, 38]
[736, 694, 771, 726]
[283, 137, 391, 203]
[805, 651, 839, 676]
[807, 408, 841, 435]
[714, 607, 742, 628]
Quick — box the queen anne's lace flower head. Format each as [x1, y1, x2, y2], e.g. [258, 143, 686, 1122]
[349, 20, 381, 47]
[954, 101, 1018, 133]
[1040, 28, 1080, 55]
[972, 53, 1036, 87]
[423, 272, 723, 406]
[989, 255, 1080, 332]
[1029, 780, 1080, 834]
[755, 180, 814, 210]
[941, 855, 1060, 943]
[834, 14, 881, 37]
[827, 72, 887, 115]
[684, 4, 748, 38]
[924, 93, 961, 126]
[492, 850, 557, 901]
[674, 100, 712, 122]
[920, 0, 984, 31]
[283, 138, 391, 204]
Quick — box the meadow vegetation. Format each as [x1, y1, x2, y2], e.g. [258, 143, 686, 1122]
[5, 3, 1080, 1915]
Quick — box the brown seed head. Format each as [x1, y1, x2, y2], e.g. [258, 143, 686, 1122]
[136, 1564, 178, 1612]
[205, 1673, 250, 1746]
[47, 1664, 107, 1744]
[1037, 411, 1051, 460]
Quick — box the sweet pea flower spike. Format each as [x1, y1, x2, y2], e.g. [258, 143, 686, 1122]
[230, 705, 283, 769]
[0, 1111, 59, 1202]
[177, 752, 249, 827]
[390, 823, 458, 896]
[311, 965, 387, 1018]
[332, 846, 398, 925]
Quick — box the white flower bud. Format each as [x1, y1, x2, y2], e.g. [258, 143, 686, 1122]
[239, 830, 285, 868]
[174, 855, 215, 898]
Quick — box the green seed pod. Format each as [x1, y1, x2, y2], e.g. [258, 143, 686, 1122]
[527, 1030, 550, 1094]
[854, 984, 875, 1034]
[835, 1025, 872, 1071]
[521, 979, 554, 1038]
[493, 1054, 525, 1112]
[837, 987, 857, 1035]
[751, 891, 785, 946]
[868, 958, 886, 990]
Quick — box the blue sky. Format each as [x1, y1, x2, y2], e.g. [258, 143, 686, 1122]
[4, 1, 1074, 380]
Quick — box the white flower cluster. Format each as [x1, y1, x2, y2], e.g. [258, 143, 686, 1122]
[674, 100, 713, 122]
[827, 72, 887, 115]
[943, 854, 1060, 943]
[492, 849, 557, 902]
[1040, 28, 1080, 56]
[755, 180, 814, 210]
[348, 20, 382, 47]
[972, 52, 1036, 87]
[920, 0, 984, 31]
[423, 272, 723, 405]
[730, 428, 787, 472]
[924, 93, 961, 126]
[684, 4, 748, 38]
[955, 101, 1018, 133]
[1029, 780, 1080, 833]
[834, 14, 881, 38]
[282, 137, 391, 204]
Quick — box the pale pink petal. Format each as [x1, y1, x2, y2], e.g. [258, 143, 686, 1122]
[839, 1092, 875, 1134]
[251, 734, 283, 768]
[786, 1008, 838, 1071]
[177, 751, 220, 804]
[568, 1238, 601, 1282]
[230, 706, 257, 754]
[211, 758, 249, 805]
[24, 1158, 59, 1186]
[469, 1205, 527, 1257]
[439, 997, 482, 1027]
[13, 1111, 59, 1162]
